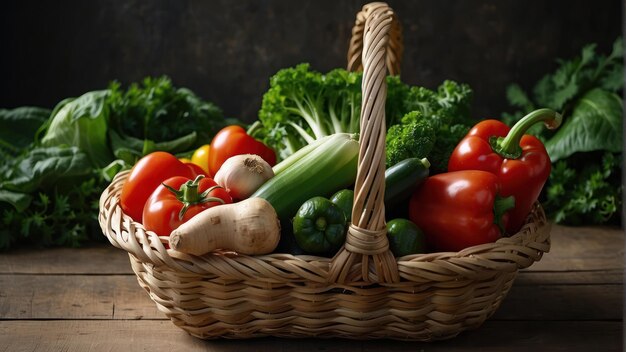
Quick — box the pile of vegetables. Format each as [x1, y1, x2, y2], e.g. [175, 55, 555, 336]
[127, 62, 555, 257]
[5, 41, 615, 257]
[502, 38, 623, 226]
[0, 77, 235, 249]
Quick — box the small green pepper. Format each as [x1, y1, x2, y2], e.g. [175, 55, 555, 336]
[386, 218, 426, 257]
[293, 197, 347, 255]
[330, 189, 354, 222]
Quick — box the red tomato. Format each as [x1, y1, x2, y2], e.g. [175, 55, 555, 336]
[120, 152, 194, 222]
[184, 162, 207, 178]
[208, 125, 276, 176]
[142, 176, 233, 236]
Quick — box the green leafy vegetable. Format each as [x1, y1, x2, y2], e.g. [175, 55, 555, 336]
[0, 107, 50, 154]
[107, 76, 232, 162]
[386, 111, 436, 167]
[1, 146, 92, 196]
[387, 80, 473, 173]
[544, 88, 623, 161]
[40, 91, 112, 168]
[254, 64, 413, 160]
[545, 152, 622, 225]
[1, 76, 231, 250]
[256, 63, 473, 170]
[503, 37, 623, 226]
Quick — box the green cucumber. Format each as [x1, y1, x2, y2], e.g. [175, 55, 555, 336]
[252, 133, 359, 220]
[384, 158, 430, 208]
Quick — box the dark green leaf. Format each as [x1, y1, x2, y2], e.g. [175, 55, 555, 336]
[0, 190, 32, 212]
[40, 91, 113, 168]
[0, 107, 50, 153]
[1, 146, 92, 193]
[545, 89, 622, 161]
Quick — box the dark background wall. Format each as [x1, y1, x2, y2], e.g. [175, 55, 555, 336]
[1, 0, 622, 122]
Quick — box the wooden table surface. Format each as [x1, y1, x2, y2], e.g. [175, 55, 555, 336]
[0, 224, 623, 351]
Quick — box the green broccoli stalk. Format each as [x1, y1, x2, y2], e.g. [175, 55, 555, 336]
[256, 64, 362, 160]
[255, 64, 411, 160]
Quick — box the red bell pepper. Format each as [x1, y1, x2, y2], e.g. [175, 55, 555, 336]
[208, 125, 277, 176]
[447, 108, 561, 234]
[408, 170, 514, 252]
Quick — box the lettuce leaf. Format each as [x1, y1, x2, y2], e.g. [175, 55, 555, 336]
[40, 91, 113, 168]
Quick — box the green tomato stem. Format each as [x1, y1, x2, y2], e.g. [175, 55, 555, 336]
[490, 108, 562, 159]
[163, 175, 225, 220]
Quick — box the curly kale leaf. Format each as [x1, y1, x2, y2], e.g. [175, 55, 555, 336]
[545, 152, 622, 225]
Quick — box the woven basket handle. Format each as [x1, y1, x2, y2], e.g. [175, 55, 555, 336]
[329, 2, 401, 284]
[346, 2, 403, 76]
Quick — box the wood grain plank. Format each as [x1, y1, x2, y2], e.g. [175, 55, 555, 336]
[0, 243, 133, 274]
[516, 270, 623, 285]
[0, 275, 621, 321]
[0, 275, 160, 320]
[0, 224, 622, 275]
[493, 283, 623, 320]
[529, 225, 624, 271]
[0, 320, 621, 352]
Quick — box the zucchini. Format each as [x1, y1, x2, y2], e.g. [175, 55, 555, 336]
[384, 158, 430, 208]
[252, 133, 359, 220]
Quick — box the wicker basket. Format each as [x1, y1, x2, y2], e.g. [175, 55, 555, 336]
[98, 2, 550, 341]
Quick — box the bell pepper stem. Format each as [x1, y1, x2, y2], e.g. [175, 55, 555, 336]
[493, 195, 515, 234]
[490, 108, 562, 159]
[315, 217, 327, 231]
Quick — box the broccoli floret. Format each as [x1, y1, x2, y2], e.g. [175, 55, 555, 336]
[386, 111, 436, 167]
[427, 123, 471, 174]
[387, 80, 473, 173]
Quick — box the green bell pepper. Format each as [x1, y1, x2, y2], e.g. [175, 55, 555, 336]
[293, 196, 347, 255]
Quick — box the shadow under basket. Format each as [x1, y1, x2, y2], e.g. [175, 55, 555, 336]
[98, 2, 551, 341]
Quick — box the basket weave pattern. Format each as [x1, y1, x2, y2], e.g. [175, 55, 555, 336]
[98, 2, 551, 341]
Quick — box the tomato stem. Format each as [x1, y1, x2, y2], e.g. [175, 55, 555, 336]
[490, 108, 562, 159]
[163, 175, 226, 220]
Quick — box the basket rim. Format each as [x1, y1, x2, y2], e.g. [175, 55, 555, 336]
[99, 170, 550, 285]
